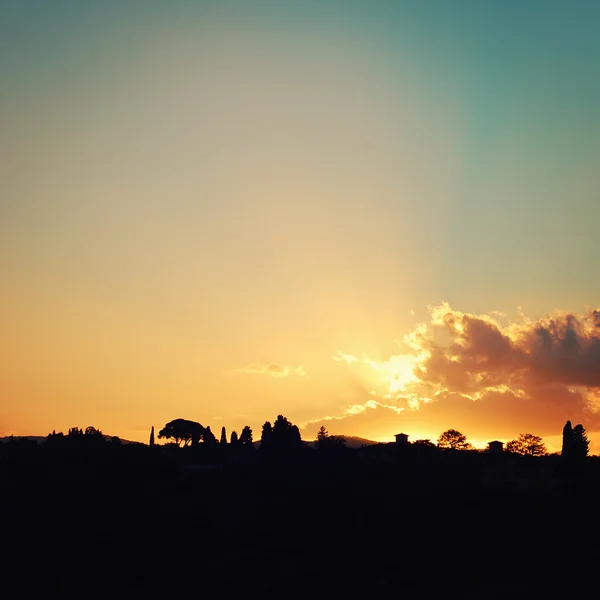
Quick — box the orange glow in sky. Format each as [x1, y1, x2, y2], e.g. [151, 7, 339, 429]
[2, 3, 600, 453]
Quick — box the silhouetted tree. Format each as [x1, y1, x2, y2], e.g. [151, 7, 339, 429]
[413, 439, 436, 447]
[85, 426, 103, 438]
[317, 426, 328, 442]
[149, 426, 155, 447]
[60, 426, 105, 446]
[562, 421, 575, 459]
[561, 421, 589, 464]
[203, 426, 217, 445]
[506, 433, 547, 456]
[260, 421, 273, 452]
[230, 431, 239, 445]
[158, 419, 206, 447]
[220, 426, 227, 444]
[437, 429, 472, 450]
[158, 420, 189, 447]
[81, 426, 105, 446]
[46, 430, 65, 446]
[272, 415, 302, 453]
[573, 424, 589, 459]
[316, 426, 345, 450]
[239, 426, 253, 446]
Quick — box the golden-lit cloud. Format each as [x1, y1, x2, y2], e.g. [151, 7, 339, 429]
[229, 363, 307, 378]
[416, 304, 600, 393]
[332, 351, 359, 365]
[308, 303, 600, 442]
[333, 350, 419, 393]
[301, 399, 404, 428]
[364, 354, 419, 393]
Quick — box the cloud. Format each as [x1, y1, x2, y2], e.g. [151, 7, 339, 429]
[411, 303, 600, 434]
[333, 351, 359, 365]
[321, 303, 600, 439]
[301, 399, 404, 429]
[416, 304, 600, 393]
[229, 363, 307, 378]
[333, 349, 420, 394]
[344, 399, 404, 416]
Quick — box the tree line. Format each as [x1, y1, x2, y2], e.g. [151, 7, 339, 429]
[37, 417, 591, 460]
[434, 421, 589, 458]
[155, 414, 304, 455]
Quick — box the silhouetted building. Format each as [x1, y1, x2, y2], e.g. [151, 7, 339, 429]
[488, 440, 503, 454]
[395, 433, 409, 445]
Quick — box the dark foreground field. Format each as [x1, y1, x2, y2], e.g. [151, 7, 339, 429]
[3, 444, 600, 598]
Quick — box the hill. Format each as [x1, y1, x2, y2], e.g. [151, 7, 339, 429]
[1, 434, 378, 448]
[331, 435, 379, 449]
[0, 434, 139, 445]
[252, 435, 378, 449]
[0, 436, 46, 444]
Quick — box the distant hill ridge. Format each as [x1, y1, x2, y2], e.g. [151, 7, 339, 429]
[0, 435, 138, 445]
[254, 435, 379, 449]
[322, 435, 379, 449]
[1, 433, 379, 448]
[0, 436, 47, 444]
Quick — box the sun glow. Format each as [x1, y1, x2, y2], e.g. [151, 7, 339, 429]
[366, 353, 419, 394]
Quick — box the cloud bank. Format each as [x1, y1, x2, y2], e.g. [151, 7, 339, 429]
[315, 303, 600, 440]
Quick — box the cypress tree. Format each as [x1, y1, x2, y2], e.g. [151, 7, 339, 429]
[561, 421, 574, 459]
[260, 421, 273, 452]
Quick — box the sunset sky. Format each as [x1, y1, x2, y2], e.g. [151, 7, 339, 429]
[2, 1, 600, 452]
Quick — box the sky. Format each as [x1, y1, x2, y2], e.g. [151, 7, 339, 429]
[2, 1, 600, 451]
